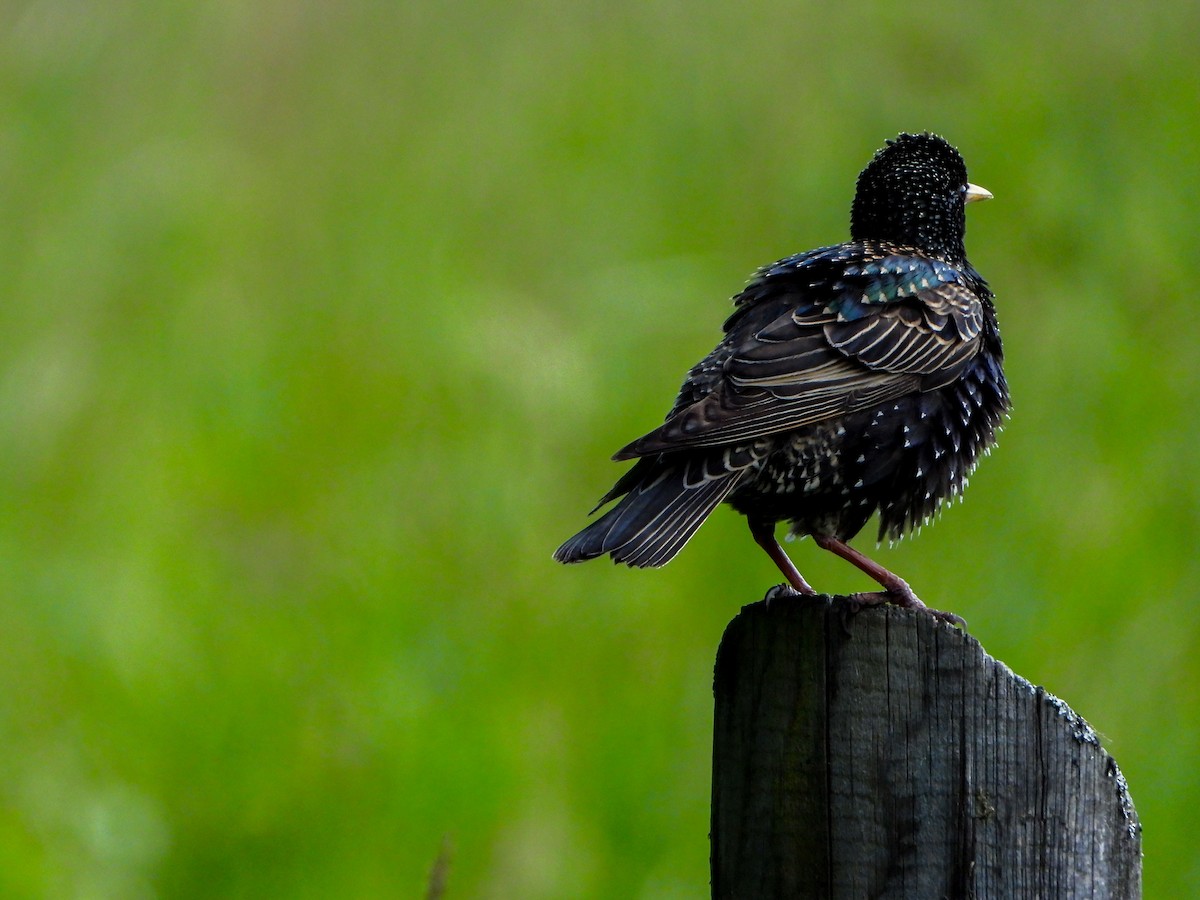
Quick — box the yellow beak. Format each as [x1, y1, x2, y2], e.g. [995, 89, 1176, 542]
[965, 183, 993, 203]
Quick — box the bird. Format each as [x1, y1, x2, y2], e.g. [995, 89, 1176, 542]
[554, 133, 1009, 621]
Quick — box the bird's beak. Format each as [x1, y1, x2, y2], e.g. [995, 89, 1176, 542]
[965, 183, 993, 204]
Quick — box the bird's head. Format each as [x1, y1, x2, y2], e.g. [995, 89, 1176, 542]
[850, 133, 990, 266]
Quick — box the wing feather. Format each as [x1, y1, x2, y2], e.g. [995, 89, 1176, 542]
[615, 245, 985, 459]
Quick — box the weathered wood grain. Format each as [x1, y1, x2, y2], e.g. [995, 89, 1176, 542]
[711, 596, 1141, 899]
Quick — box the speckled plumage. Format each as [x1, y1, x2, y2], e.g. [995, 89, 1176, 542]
[555, 134, 1009, 615]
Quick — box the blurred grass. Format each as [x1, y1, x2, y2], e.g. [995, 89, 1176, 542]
[0, 0, 1196, 895]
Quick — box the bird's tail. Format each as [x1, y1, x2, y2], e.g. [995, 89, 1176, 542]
[554, 454, 748, 568]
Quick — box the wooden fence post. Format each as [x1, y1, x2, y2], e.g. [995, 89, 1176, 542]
[710, 596, 1141, 899]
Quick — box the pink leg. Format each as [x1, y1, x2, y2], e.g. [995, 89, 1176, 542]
[811, 535, 964, 626]
[749, 519, 815, 594]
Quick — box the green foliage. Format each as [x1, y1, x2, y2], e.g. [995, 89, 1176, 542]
[0, 1, 1195, 895]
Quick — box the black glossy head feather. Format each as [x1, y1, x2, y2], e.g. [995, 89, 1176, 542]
[850, 133, 972, 265]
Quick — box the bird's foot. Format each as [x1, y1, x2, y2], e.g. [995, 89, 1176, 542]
[810, 535, 963, 626]
[848, 587, 965, 628]
[763, 582, 812, 608]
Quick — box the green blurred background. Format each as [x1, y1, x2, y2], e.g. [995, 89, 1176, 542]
[0, 0, 1195, 896]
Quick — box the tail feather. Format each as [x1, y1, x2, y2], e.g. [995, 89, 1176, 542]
[554, 458, 745, 568]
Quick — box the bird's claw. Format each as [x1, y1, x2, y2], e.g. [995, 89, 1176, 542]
[928, 607, 967, 628]
[848, 589, 966, 628]
[763, 582, 805, 607]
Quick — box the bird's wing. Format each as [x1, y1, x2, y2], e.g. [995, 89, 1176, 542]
[615, 252, 983, 459]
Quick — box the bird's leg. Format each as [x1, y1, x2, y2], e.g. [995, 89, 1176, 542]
[749, 519, 815, 595]
[812, 534, 914, 598]
[811, 535, 964, 627]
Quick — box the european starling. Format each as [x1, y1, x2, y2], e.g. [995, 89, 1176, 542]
[554, 133, 1008, 619]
